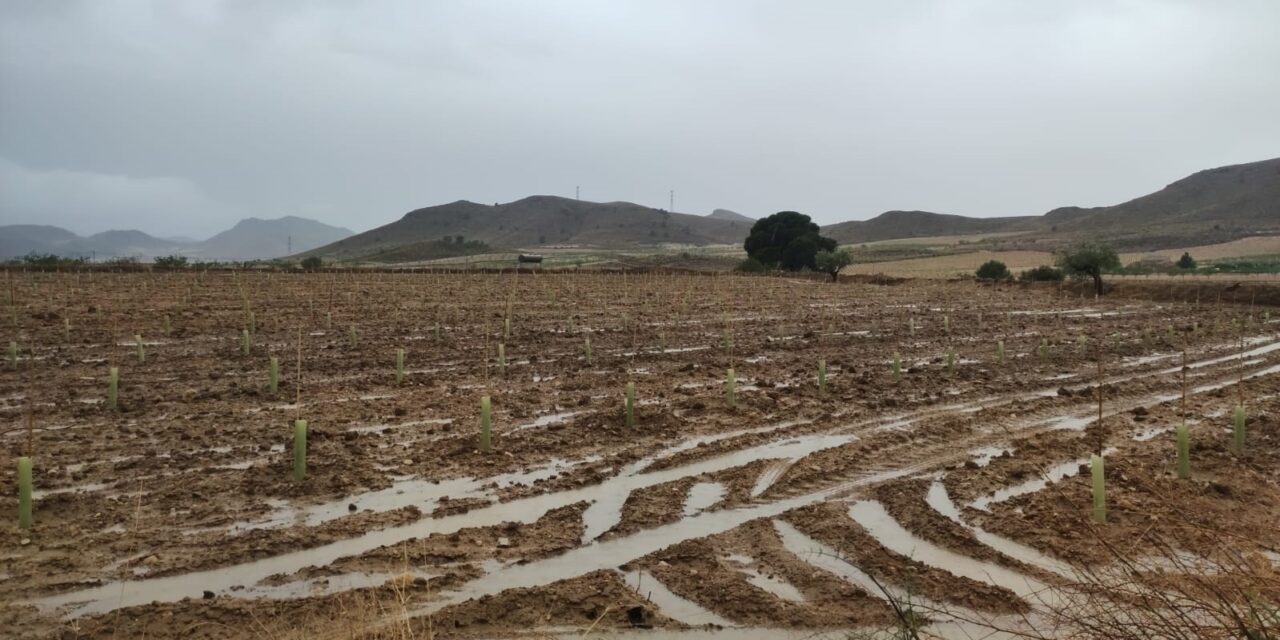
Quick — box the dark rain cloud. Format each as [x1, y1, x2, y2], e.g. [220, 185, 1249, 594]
[2, 0, 1279, 237]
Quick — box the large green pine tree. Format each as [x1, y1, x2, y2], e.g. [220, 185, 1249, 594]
[743, 211, 837, 271]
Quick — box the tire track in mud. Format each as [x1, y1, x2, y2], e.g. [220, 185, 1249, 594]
[408, 338, 1280, 627]
[29, 335, 1280, 623]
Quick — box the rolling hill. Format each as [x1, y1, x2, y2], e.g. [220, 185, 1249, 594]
[193, 216, 354, 261]
[824, 157, 1280, 250]
[708, 208, 754, 222]
[1039, 157, 1280, 247]
[0, 225, 85, 259]
[821, 210, 1042, 245]
[0, 217, 353, 261]
[303, 195, 746, 261]
[7, 157, 1275, 264]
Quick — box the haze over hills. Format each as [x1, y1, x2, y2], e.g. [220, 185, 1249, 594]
[6, 158, 1276, 264]
[195, 217, 355, 261]
[303, 157, 1279, 263]
[303, 195, 748, 261]
[0, 216, 354, 261]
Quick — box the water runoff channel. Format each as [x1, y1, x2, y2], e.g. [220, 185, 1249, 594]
[31, 335, 1280, 633]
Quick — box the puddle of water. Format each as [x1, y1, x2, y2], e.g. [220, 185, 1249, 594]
[637, 421, 808, 473]
[619, 346, 710, 357]
[1122, 354, 1175, 368]
[345, 418, 452, 434]
[581, 490, 630, 544]
[213, 460, 258, 471]
[32, 481, 112, 500]
[749, 460, 791, 498]
[721, 556, 804, 603]
[872, 418, 914, 433]
[417, 487, 865, 619]
[1133, 426, 1172, 442]
[682, 482, 726, 517]
[926, 482, 1074, 579]
[254, 458, 589, 530]
[1043, 415, 1092, 431]
[256, 569, 438, 599]
[510, 410, 583, 434]
[969, 446, 1012, 468]
[1156, 337, 1280, 375]
[1011, 308, 1093, 316]
[969, 448, 1115, 513]
[1192, 363, 1280, 394]
[36, 429, 871, 617]
[621, 570, 736, 627]
[848, 501, 1056, 604]
[770, 519, 975, 618]
[587, 432, 854, 543]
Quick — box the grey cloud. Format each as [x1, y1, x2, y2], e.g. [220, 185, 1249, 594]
[2, 0, 1279, 236]
[0, 156, 236, 237]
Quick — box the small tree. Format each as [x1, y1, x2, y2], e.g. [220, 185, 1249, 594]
[300, 256, 323, 271]
[1177, 252, 1197, 269]
[976, 260, 1011, 281]
[814, 248, 853, 282]
[736, 257, 768, 273]
[1056, 242, 1120, 296]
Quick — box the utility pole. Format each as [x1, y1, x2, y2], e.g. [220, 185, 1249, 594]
[287, 235, 292, 255]
[575, 186, 580, 201]
[669, 189, 674, 213]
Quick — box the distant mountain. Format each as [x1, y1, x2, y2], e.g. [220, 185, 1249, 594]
[708, 208, 754, 223]
[0, 216, 353, 261]
[0, 226, 186, 259]
[84, 229, 185, 256]
[823, 157, 1280, 250]
[0, 225, 83, 259]
[304, 195, 745, 261]
[1040, 157, 1280, 247]
[6, 157, 1274, 263]
[822, 210, 1041, 244]
[194, 216, 354, 260]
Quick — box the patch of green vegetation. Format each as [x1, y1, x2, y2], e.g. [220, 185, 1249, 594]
[153, 255, 189, 269]
[365, 238, 494, 263]
[1019, 265, 1064, 282]
[1108, 254, 1280, 276]
[1198, 254, 1280, 274]
[10, 253, 88, 267]
[975, 259, 1011, 280]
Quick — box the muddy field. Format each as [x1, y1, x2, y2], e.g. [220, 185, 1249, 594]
[2, 271, 1279, 639]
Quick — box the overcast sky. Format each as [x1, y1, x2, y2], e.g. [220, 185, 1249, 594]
[2, 0, 1278, 238]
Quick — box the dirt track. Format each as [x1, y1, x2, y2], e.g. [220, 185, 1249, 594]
[2, 271, 1278, 638]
